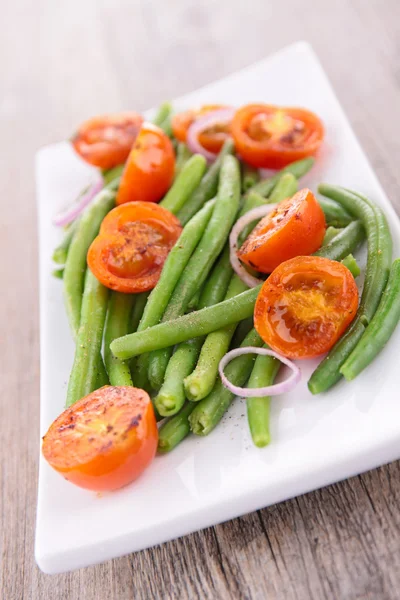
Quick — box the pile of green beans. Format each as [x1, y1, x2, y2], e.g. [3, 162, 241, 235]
[308, 185, 392, 394]
[147, 155, 242, 388]
[184, 172, 299, 403]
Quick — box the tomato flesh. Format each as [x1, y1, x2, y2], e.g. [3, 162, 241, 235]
[254, 256, 359, 359]
[238, 188, 326, 273]
[42, 386, 158, 491]
[88, 201, 182, 293]
[231, 104, 324, 169]
[72, 112, 143, 170]
[117, 123, 175, 205]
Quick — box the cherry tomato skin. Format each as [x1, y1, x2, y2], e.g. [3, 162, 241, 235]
[172, 105, 230, 153]
[238, 188, 326, 273]
[88, 201, 182, 293]
[254, 256, 359, 359]
[116, 124, 175, 205]
[231, 104, 324, 169]
[71, 112, 143, 170]
[42, 386, 158, 491]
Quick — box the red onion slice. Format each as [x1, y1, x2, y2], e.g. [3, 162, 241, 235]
[219, 347, 301, 397]
[53, 178, 104, 227]
[229, 204, 277, 288]
[186, 108, 235, 163]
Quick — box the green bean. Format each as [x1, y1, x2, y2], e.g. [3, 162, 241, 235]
[66, 270, 109, 406]
[230, 317, 254, 348]
[323, 226, 342, 246]
[319, 185, 392, 323]
[340, 258, 400, 381]
[104, 292, 134, 386]
[147, 155, 241, 387]
[102, 165, 124, 186]
[131, 353, 151, 391]
[158, 402, 195, 453]
[175, 143, 193, 177]
[184, 275, 247, 401]
[187, 289, 201, 311]
[249, 157, 314, 197]
[63, 187, 115, 338]
[130, 292, 150, 334]
[138, 199, 215, 333]
[308, 185, 392, 394]
[314, 220, 365, 262]
[160, 154, 207, 214]
[52, 268, 64, 279]
[268, 172, 298, 203]
[159, 113, 173, 138]
[154, 340, 201, 416]
[152, 101, 173, 126]
[196, 245, 233, 308]
[189, 329, 263, 436]
[111, 285, 261, 360]
[242, 163, 260, 192]
[341, 254, 361, 278]
[318, 197, 353, 227]
[52, 219, 79, 265]
[176, 139, 235, 225]
[247, 349, 280, 448]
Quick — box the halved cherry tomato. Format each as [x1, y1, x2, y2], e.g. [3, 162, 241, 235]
[42, 386, 158, 491]
[254, 256, 359, 359]
[238, 188, 326, 273]
[88, 201, 182, 293]
[116, 123, 175, 205]
[231, 104, 324, 169]
[172, 105, 230, 153]
[71, 112, 143, 170]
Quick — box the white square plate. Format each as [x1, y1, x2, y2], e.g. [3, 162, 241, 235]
[35, 42, 400, 574]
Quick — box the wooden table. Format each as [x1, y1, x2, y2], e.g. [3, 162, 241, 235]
[2, 1, 400, 598]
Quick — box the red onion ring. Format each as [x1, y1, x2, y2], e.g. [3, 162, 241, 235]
[53, 178, 104, 227]
[186, 108, 235, 163]
[229, 204, 277, 288]
[219, 347, 301, 397]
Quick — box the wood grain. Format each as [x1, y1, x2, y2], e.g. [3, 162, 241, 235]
[1, 0, 400, 598]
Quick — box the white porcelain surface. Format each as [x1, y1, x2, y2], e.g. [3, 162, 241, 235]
[35, 42, 400, 574]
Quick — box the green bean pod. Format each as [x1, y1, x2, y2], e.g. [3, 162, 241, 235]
[340, 258, 400, 380]
[154, 340, 202, 416]
[160, 154, 207, 214]
[152, 101, 173, 127]
[176, 139, 235, 225]
[52, 219, 79, 265]
[314, 220, 365, 262]
[323, 226, 343, 246]
[111, 285, 261, 360]
[189, 329, 263, 436]
[104, 292, 135, 387]
[268, 172, 298, 204]
[175, 143, 193, 177]
[66, 270, 110, 406]
[341, 254, 361, 278]
[249, 157, 314, 197]
[318, 197, 353, 227]
[157, 402, 196, 453]
[130, 292, 150, 334]
[63, 187, 115, 338]
[242, 163, 260, 192]
[246, 349, 280, 448]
